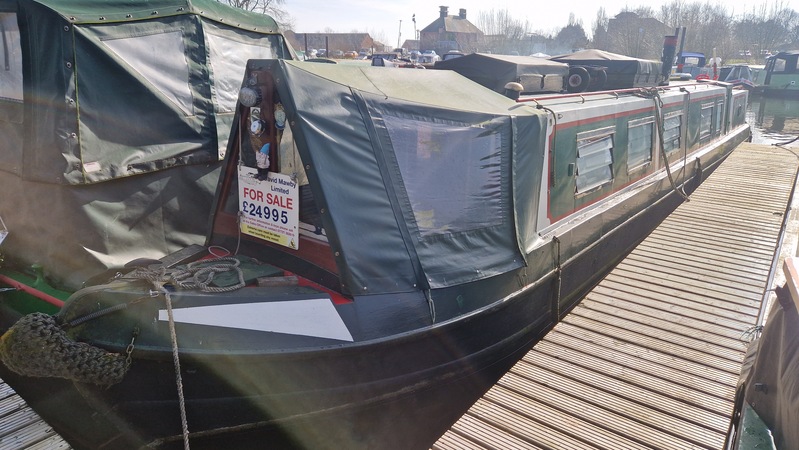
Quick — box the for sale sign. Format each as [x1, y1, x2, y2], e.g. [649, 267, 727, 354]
[238, 166, 299, 250]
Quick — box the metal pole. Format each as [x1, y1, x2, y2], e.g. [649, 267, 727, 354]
[397, 20, 402, 49]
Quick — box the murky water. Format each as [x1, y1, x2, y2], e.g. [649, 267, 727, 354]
[748, 95, 799, 146]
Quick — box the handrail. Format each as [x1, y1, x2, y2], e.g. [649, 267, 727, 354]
[0, 274, 65, 308]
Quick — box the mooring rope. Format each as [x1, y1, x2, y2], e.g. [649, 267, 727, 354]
[637, 87, 690, 202]
[123, 257, 245, 293]
[162, 287, 191, 450]
[122, 257, 247, 449]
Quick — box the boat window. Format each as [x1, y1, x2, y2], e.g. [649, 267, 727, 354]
[385, 117, 503, 237]
[700, 103, 713, 141]
[716, 100, 725, 135]
[663, 113, 682, 154]
[575, 128, 614, 194]
[627, 118, 654, 171]
[773, 58, 787, 73]
[204, 22, 283, 114]
[101, 30, 194, 116]
[0, 12, 22, 124]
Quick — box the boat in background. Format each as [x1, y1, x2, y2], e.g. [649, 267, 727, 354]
[751, 51, 799, 97]
[432, 53, 568, 94]
[550, 48, 665, 92]
[0, 0, 295, 320]
[0, 52, 751, 449]
[719, 64, 760, 90]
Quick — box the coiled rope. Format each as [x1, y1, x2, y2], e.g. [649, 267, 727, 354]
[122, 257, 246, 293]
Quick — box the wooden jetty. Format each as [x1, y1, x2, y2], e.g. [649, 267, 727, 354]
[433, 142, 799, 449]
[1, 142, 798, 450]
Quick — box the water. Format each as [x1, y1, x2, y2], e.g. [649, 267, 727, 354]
[748, 95, 799, 146]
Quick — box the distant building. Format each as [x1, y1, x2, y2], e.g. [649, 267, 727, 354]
[419, 6, 483, 55]
[600, 12, 669, 60]
[284, 31, 381, 55]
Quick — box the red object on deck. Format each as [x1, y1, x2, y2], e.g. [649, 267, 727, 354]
[0, 274, 65, 308]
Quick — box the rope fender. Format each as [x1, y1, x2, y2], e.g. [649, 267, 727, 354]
[0, 312, 128, 386]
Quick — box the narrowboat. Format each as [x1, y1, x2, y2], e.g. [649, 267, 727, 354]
[0, 0, 295, 309]
[751, 50, 799, 97]
[0, 58, 750, 450]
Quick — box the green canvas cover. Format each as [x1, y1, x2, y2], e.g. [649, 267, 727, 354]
[254, 61, 548, 292]
[0, 0, 291, 289]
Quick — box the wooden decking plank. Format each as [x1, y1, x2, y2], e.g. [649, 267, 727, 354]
[621, 252, 769, 290]
[597, 278, 760, 322]
[666, 214, 783, 236]
[520, 350, 731, 436]
[466, 399, 601, 450]
[496, 371, 697, 450]
[0, 392, 26, 418]
[632, 241, 774, 272]
[545, 329, 735, 401]
[482, 387, 649, 449]
[606, 269, 759, 309]
[447, 414, 544, 450]
[0, 408, 45, 439]
[650, 223, 778, 253]
[615, 259, 765, 297]
[587, 290, 756, 341]
[24, 434, 72, 450]
[0, 419, 56, 450]
[609, 266, 760, 305]
[533, 339, 733, 417]
[552, 322, 740, 386]
[574, 302, 746, 362]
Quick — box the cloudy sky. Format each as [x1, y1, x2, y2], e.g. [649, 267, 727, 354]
[284, 1, 799, 44]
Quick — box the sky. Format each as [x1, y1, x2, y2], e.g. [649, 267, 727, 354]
[284, 1, 799, 45]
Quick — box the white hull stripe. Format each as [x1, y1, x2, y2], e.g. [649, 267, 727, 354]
[158, 298, 353, 342]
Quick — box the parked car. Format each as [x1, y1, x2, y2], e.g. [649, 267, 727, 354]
[344, 51, 358, 59]
[442, 51, 465, 61]
[420, 50, 439, 64]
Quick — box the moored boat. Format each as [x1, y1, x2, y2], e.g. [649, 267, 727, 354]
[0, 55, 750, 449]
[751, 50, 799, 97]
[0, 0, 294, 304]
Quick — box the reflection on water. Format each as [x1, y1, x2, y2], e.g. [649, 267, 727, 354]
[748, 96, 799, 145]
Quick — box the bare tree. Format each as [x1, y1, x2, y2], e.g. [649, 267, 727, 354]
[223, 0, 293, 30]
[656, 1, 736, 62]
[603, 9, 668, 59]
[592, 7, 610, 49]
[477, 8, 533, 54]
[734, 1, 799, 60]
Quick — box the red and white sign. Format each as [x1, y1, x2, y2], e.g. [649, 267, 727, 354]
[238, 166, 299, 249]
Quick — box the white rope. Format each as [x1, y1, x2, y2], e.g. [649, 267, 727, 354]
[125, 257, 245, 293]
[162, 287, 191, 450]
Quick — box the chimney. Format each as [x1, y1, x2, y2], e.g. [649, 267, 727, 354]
[439, 6, 448, 18]
[459, 8, 466, 19]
